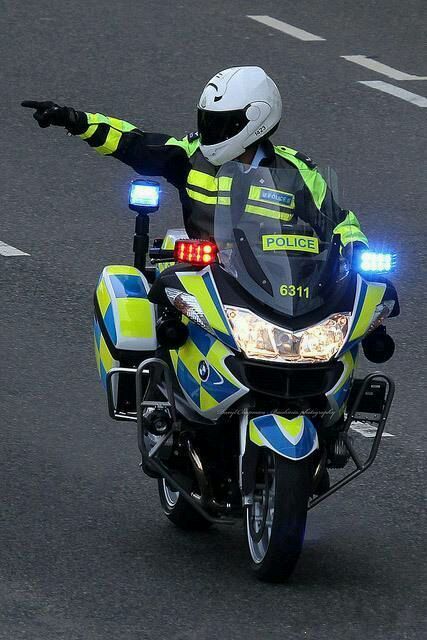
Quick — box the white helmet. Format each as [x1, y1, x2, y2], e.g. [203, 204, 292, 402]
[197, 66, 282, 166]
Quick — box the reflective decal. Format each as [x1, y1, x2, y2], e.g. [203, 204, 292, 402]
[279, 284, 310, 298]
[262, 234, 319, 253]
[249, 186, 295, 209]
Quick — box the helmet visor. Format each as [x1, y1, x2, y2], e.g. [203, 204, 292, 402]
[198, 108, 249, 146]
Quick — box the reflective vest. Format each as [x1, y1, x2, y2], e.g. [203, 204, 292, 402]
[71, 111, 367, 246]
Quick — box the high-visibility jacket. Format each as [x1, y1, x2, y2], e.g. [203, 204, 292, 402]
[68, 111, 368, 245]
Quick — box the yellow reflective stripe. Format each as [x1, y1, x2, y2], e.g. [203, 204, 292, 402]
[218, 176, 232, 190]
[116, 299, 154, 339]
[350, 283, 386, 341]
[86, 113, 110, 125]
[79, 124, 98, 140]
[248, 185, 261, 200]
[94, 128, 122, 155]
[274, 147, 327, 210]
[156, 261, 174, 273]
[94, 335, 101, 375]
[166, 136, 200, 157]
[187, 169, 218, 192]
[300, 170, 327, 210]
[178, 274, 229, 335]
[99, 335, 115, 372]
[333, 350, 355, 393]
[334, 211, 368, 247]
[338, 227, 369, 247]
[82, 114, 135, 145]
[330, 349, 355, 415]
[104, 117, 136, 132]
[275, 415, 304, 438]
[97, 279, 111, 316]
[186, 188, 217, 205]
[249, 422, 264, 446]
[169, 349, 179, 370]
[245, 204, 293, 221]
[105, 265, 142, 276]
[217, 196, 231, 205]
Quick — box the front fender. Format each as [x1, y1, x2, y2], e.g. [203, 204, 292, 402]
[248, 414, 319, 461]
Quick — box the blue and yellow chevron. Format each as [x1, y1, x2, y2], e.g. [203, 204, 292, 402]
[249, 414, 319, 460]
[170, 321, 248, 420]
[95, 265, 157, 354]
[177, 266, 238, 350]
[93, 315, 118, 389]
[340, 275, 386, 353]
[325, 345, 358, 421]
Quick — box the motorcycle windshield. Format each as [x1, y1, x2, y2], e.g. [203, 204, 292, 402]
[213, 162, 352, 318]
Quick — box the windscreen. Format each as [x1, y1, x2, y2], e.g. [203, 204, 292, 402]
[214, 161, 352, 317]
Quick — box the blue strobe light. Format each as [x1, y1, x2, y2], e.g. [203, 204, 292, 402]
[359, 251, 396, 273]
[129, 180, 160, 212]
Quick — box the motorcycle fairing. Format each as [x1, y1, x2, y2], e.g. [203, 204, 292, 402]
[169, 320, 249, 421]
[176, 266, 238, 350]
[249, 414, 319, 460]
[324, 345, 359, 423]
[340, 274, 386, 354]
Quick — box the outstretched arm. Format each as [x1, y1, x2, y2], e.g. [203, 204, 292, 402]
[21, 101, 199, 187]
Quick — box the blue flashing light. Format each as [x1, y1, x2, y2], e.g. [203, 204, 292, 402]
[129, 182, 160, 208]
[359, 250, 396, 273]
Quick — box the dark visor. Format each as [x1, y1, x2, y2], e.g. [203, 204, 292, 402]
[198, 108, 249, 146]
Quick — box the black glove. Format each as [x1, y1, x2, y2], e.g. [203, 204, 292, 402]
[21, 100, 80, 129]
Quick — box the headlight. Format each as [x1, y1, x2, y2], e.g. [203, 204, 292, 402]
[224, 306, 350, 363]
[165, 288, 212, 333]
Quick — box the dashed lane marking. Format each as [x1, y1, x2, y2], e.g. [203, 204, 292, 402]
[342, 55, 427, 81]
[350, 422, 395, 438]
[247, 15, 325, 41]
[0, 241, 30, 256]
[359, 81, 427, 107]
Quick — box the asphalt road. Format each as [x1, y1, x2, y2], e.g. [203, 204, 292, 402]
[1, 1, 426, 638]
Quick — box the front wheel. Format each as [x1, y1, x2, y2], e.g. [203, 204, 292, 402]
[245, 450, 312, 582]
[158, 479, 213, 531]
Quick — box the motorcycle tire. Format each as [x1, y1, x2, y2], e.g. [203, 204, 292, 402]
[245, 450, 312, 582]
[158, 478, 213, 531]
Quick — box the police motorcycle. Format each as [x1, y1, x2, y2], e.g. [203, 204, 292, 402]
[93, 162, 399, 582]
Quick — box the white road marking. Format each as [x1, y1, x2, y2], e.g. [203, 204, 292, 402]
[359, 80, 427, 107]
[342, 55, 427, 81]
[350, 422, 395, 438]
[0, 241, 30, 256]
[247, 15, 325, 41]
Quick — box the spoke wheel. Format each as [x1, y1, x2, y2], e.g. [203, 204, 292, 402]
[245, 450, 312, 582]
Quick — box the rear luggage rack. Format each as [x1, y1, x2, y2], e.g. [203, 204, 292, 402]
[309, 372, 395, 509]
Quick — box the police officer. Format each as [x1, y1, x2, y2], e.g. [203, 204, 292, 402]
[22, 66, 367, 245]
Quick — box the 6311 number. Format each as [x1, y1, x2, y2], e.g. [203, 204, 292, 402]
[279, 285, 310, 298]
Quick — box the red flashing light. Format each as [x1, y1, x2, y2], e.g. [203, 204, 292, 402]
[174, 240, 218, 266]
